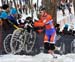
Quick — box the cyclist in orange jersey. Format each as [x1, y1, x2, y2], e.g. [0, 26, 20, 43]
[39, 7, 56, 54]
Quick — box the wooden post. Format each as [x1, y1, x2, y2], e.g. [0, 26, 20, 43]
[6, 0, 9, 4]
[0, 19, 2, 50]
[31, 0, 33, 18]
[1, 0, 3, 5]
[36, 0, 39, 14]
[73, 0, 75, 14]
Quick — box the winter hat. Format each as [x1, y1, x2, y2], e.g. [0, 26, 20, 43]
[2, 4, 9, 10]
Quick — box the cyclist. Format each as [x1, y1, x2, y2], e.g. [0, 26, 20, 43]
[39, 7, 56, 54]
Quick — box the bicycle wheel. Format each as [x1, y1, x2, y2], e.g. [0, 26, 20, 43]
[25, 31, 36, 53]
[10, 39, 24, 54]
[60, 42, 65, 54]
[71, 40, 75, 53]
[10, 28, 27, 54]
[3, 34, 12, 54]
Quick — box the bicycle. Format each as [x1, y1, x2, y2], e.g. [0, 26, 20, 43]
[10, 25, 36, 54]
[3, 18, 20, 54]
[3, 26, 36, 54]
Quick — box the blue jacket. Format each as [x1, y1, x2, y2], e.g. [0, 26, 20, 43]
[7, 15, 18, 26]
[0, 11, 8, 19]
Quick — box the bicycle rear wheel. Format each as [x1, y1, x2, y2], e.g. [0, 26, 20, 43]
[25, 31, 36, 53]
[3, 34, 12, 54]
[10, 28, 26, 54]
[71, 40, 75, 53]
[60, 42, 65, 54]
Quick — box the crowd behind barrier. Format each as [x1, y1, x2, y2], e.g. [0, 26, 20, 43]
[57, 0, 72, 16]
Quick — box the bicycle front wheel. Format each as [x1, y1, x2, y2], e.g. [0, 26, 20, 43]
[25, 31, 36, 53]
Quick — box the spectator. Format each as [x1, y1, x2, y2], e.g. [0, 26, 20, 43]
[0, 4, 12, 54]
[60, 0, 66, 16]
[0, 4, 10, 19]
[34, 3, 36, 10]
[55, 24, 60, 34]
[65, 0, 72, 14]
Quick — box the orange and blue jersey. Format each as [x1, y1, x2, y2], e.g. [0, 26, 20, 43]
[40, 13, 56, 44]
[33, 20, 45, 33]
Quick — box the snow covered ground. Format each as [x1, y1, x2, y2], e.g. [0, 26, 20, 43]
[0, 53, 75, 62]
